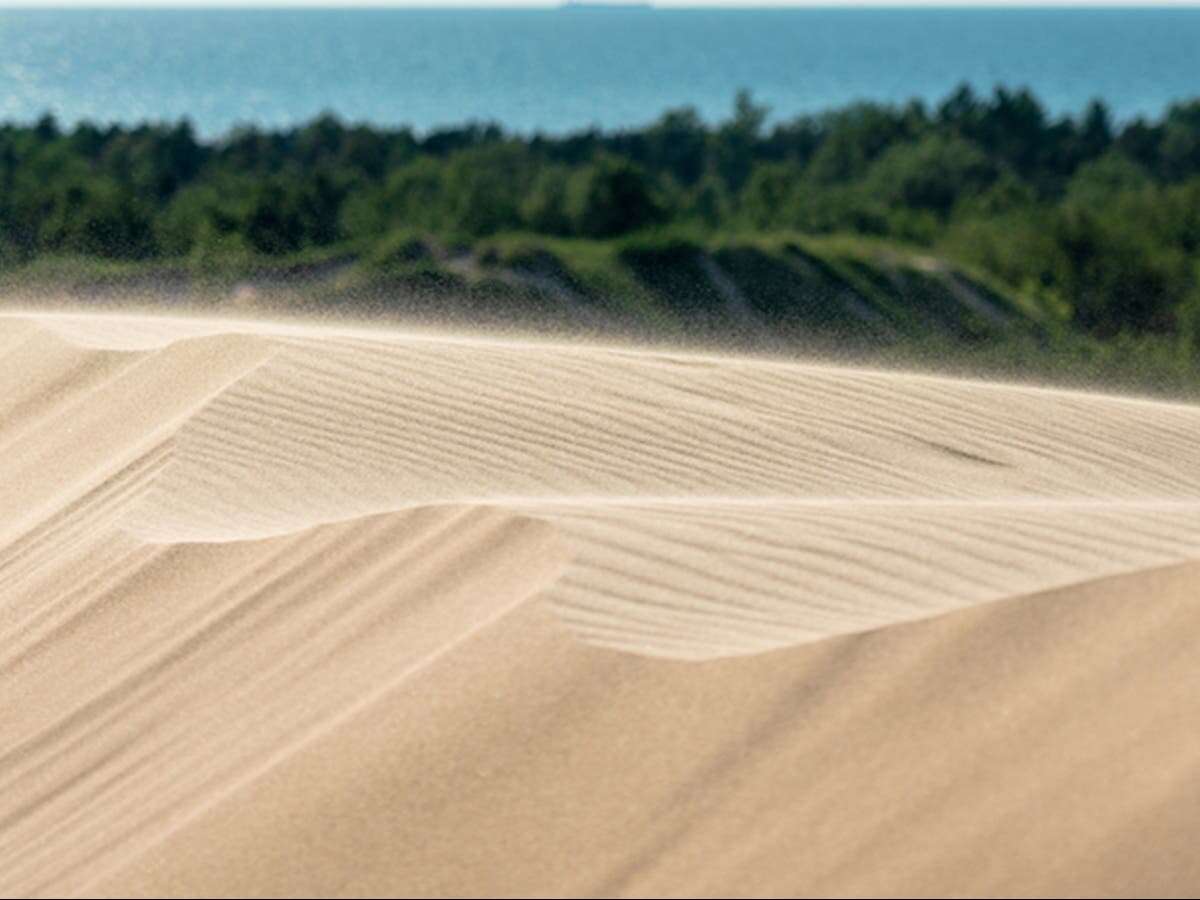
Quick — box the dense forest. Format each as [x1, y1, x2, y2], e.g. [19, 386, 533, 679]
[3, 84, 1200, 387]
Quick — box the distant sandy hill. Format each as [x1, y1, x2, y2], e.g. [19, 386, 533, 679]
[3, 310, 1200, 897]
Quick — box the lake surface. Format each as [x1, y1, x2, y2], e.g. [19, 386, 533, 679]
[1, 7, 1197, 136]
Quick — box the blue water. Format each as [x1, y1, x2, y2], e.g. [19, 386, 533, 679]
[1, 8, 1198, 137]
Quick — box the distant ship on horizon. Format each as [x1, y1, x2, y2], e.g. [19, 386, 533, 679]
[560, 1, 654, 9]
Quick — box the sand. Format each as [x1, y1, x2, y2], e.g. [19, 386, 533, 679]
[2, 309, 1199, 898]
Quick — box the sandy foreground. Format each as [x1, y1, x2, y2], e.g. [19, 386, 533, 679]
[2, 309, 1200, 898]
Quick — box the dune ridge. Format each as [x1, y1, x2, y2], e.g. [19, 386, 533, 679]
[3, 309, 1200, 897]
[56, 312, 1200, 656]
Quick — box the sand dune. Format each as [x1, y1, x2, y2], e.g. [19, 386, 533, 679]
[3, 309, 1200, 897]
[91, 562, 1200, 899]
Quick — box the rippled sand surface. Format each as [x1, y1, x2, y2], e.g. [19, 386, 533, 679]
[4, 311, 1199, 898]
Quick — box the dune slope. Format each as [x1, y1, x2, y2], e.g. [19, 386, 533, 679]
[2, 310, 1200, 897]
[95, 561, 1200, 899]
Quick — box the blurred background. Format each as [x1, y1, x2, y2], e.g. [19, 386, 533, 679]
[3, 2, 1200, 393]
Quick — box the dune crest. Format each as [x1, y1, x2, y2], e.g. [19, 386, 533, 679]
[10, 311, 1200, 660]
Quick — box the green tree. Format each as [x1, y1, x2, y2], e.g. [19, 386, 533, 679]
[644, 106, 709, 186]
[739, 163, 799, 229]
[713, 90, 768, 191]
[865, 134, 997, 216]
[1064, 152, 1151, 207]
[1052, 205, 1187, 335]
[39, 175, 155, 259]
[521, 165, 573, 234]
[806, 102, 918, 185]
[566, 155, 663, 238]
[443, 142, 532, 236]
[684, 172, 731, 229]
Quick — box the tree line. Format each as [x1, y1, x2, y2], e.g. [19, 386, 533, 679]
[2, 84, 1199, 339]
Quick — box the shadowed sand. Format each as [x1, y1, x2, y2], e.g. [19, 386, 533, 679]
[3, 310, 1200, 897]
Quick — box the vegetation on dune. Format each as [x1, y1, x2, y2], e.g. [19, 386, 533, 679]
[3, 85, 1200, 393]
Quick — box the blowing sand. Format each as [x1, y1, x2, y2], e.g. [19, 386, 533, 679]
[2, 310, 1200, 897]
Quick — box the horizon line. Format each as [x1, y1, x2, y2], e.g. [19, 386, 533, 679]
[5, 1, 1200, 9]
